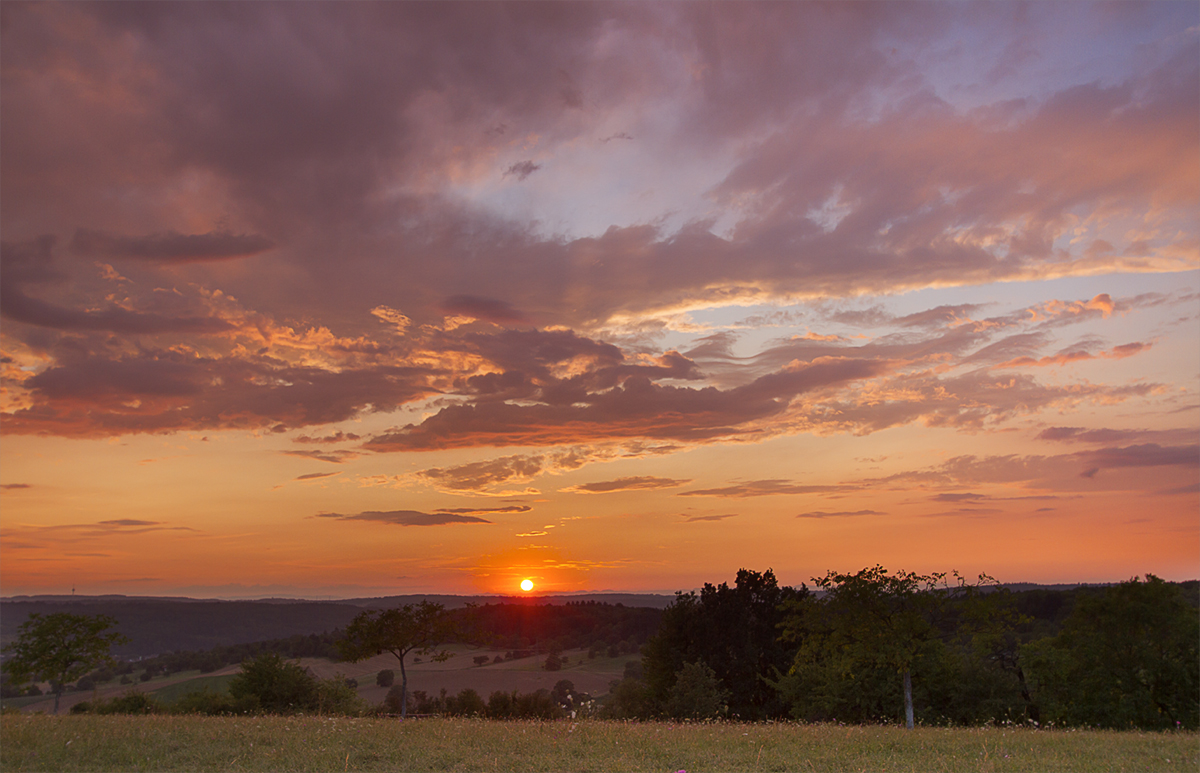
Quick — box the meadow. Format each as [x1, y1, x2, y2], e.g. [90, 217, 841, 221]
[0, 714, 1194, 773]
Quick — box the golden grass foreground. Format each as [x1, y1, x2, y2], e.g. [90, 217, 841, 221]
[1, 714, 1195, 772]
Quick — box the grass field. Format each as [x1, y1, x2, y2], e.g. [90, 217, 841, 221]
[3, 646, 628, 715]
[1, 714, 1194, 772]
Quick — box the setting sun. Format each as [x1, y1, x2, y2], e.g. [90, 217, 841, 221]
[520, 579, 534, 592]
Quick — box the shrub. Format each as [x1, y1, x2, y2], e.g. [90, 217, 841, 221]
[171, 688, 250, 716]
[376, 669, 394, 688]
[228, 652, 318, 715]
[447, 688, 486, 716]
[95, 690, 162, 715]
[604, 677, 653, 719]
[514, 688, 563, 719]
[666, 662, 729, 720]
[487, 690, 515, 718]
[383, 684, 407, 714]
[316, 675, 366, 716]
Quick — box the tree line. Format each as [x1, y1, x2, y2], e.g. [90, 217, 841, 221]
[4, 569, 1196, 729]
[611, 568, 1198, 730]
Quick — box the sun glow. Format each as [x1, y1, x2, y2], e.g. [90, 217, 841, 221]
[520, 579, 534, 592]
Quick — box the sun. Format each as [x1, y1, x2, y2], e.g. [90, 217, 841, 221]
[520, 579, 534, 592]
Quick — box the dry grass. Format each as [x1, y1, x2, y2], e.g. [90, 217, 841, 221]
[1, 714, 1195, 772]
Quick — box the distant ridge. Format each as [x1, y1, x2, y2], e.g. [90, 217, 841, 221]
[1, 592, 676, 608]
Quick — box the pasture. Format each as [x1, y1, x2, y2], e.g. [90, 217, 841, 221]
[1, 714, 1194, 772]
[6, 645, 627, 716]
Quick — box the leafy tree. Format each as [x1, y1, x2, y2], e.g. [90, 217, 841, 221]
[228, 652, 318, 714]
[643, 568, 804, 719]
[665, 661, 730, 720]
[604, 675, 654, 719]
[376, 668, 395, 687]
[337, 601, 453, 719]
[1024, 574, 1199, 729]
[780, 566, 949, 728]
[1, 612, 129, 714]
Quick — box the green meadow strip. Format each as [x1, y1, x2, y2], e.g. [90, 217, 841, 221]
[1, 715, 1195, 773]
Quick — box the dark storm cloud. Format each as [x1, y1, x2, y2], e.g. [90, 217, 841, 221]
[70, 229, 275, 262]
[315, 510, 491, 526]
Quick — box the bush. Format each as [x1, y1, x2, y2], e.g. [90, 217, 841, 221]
[171, 688, 254, 716]
[316, 675, 366, 716]
[487, 690, 515, 718]
[447, 688, 486, 716]
[604, 677, 653, 719]
[95, 690, 162, 715]
[383, 684, 407, 714]
[376, 669, 394, 688]
[228, 653, 318, 715]
[514, 688, 563, 719]
[665, 662, 729, 720]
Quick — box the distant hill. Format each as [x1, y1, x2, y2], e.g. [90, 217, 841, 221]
[0, 593, 674, 658]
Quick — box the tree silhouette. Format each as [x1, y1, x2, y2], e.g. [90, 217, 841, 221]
[337, 601, 453, 718]
[1, 613, 128, 714]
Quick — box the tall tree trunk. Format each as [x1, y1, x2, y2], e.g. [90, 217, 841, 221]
[903, 668, 914, 729]
[1015, 664, 1040, 723]
[398, 657, 408, 719]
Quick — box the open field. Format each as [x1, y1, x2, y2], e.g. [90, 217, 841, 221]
[4, 646, 628, 715]
[1, 715, 1194, 773]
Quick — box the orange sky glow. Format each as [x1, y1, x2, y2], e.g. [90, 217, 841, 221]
[1, 2, 1197, 599]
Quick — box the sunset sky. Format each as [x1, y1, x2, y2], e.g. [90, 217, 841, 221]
[2, 1, 1197, 599]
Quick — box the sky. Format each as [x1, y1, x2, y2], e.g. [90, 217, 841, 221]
[1, 1, 1197, 599]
